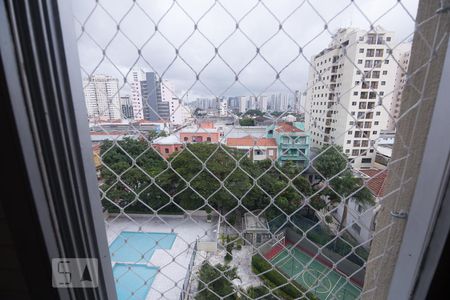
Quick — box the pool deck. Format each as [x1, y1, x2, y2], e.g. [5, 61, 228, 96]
[106, 215, 217, 300]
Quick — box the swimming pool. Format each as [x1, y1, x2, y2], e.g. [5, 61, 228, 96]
[113, 263, 158, 300]
[109, 231, 177, 263]
[110, 232, 177, 300]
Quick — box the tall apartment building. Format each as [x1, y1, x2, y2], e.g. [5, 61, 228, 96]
[141, 72, 168, 121]
[305, 27, 397, 168]
[120, 95, 134, 119]
[130, 68, 145, 120]
[387, 43, 411, 130]
[83, 74, 121, 121]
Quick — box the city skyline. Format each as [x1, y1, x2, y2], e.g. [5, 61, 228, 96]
[74, 0, 418, 101]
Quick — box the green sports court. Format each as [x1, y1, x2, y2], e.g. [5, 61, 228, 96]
[270, 246, 361, 300]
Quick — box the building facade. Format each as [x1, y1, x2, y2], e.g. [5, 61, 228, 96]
[83, 74, 121, 121]
[130, 68, 145, 120]
[268, 122, 310, 167]
[387, 43, 411, 130]
[305, 27, 397, 168]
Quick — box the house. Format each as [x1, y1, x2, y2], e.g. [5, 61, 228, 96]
[179, 122, 220, 143]
[268, 122, 310, 167]
[226, 135, 277, 161]
[242, 212, 272, 247]
[152, 135, 183, 158]
[333, 169, 388, 247]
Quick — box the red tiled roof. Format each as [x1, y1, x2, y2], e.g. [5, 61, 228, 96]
[275, 122, 303, 133]
[227, 135, 277, 147]
[360, 169, 388, 197]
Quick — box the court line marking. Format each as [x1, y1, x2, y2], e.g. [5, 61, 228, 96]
[326, 276, 342, 300]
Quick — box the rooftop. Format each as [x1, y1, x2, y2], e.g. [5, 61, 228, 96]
[275, 122, 303, 133]
[226, 135, 277, 147]
[359, 169, 389, 197]
[153, 135, 181, 145]
[243, 212, 269, 232]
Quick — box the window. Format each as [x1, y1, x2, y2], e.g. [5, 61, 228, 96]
[352, 223, 362, 235]
[374, 60, 382, 67]
[359, 48, 364, 53]
[353, 140, 361, 147]
[352, 101, 357, 106]
[347, 140, 351, 144]
[353, 91, 358, 96]
[383, 70, 388, 75]
[361, 158, 372, 164]
[358, 59, 363, 64]
[366, 49, 375, 57]
[376, 111, 381, 116]
[381, 81, 386, 85]
[385, 59, 390, 64]
[374, 121, 379, 125]
[352, 149, 359, 156]
[376, 49, 384, 57]
[165, 148, 169, 153]
[365, 60, 373, 68]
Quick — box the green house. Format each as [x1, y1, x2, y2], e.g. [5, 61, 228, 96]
[267, 122, 310, 167]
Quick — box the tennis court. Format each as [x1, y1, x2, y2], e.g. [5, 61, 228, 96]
[270, 247, 361, 300]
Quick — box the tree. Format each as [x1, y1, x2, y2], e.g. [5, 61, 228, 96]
[313, 145, 347, 180]
[330, 172, 374, 231]
[239, 118, 255, 126]
[196, 263, 238, 300]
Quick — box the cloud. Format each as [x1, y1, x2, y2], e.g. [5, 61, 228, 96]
[72, 0, 418, 101]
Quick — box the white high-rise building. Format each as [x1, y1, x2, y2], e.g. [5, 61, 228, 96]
[387, 43, 411, 130]
[219, 98, 228, 116]
[83, 74, 121, 121]
[239, 96, 249, 113]
[305, 27, 397, 168]
[130, 68, 145, 120]
[169, 97, 191, 125]
[258, 96, 268, 112]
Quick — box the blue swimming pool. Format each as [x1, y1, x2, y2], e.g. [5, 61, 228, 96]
[110, 232, 177, 300]
[113, 263, 158, 300]
[109, 231, 176, 263]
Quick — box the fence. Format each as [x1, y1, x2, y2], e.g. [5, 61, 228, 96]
[72, 0, 450, 299]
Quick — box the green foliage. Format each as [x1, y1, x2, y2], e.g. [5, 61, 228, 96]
[239, 118, 256, 126]
[196, 263, 238, 300]
[245, 286, 276, 299]
[325, 215, 333, 224]
[251, 255, 318, 300]
[100, 138, 314, 217]
[243, 109, 264, 117]
[314, 145, 347, 179]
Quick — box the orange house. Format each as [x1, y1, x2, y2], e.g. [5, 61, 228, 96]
[180, 124, 220, 143]
[152, 135, 183, 158]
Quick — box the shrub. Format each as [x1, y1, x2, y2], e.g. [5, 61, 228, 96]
[325, 215, 333, 224]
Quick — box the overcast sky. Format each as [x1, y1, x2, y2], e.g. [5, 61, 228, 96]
[72, 0, 418, 102]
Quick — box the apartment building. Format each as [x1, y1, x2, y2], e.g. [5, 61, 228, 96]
[387, 43, 411, 130]
[83, 74, 122, 121]
[305, 27, 397, 168]
[130, 68, 145, 120]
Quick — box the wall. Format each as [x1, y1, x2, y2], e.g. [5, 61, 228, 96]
[362, 2, 450, 299]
